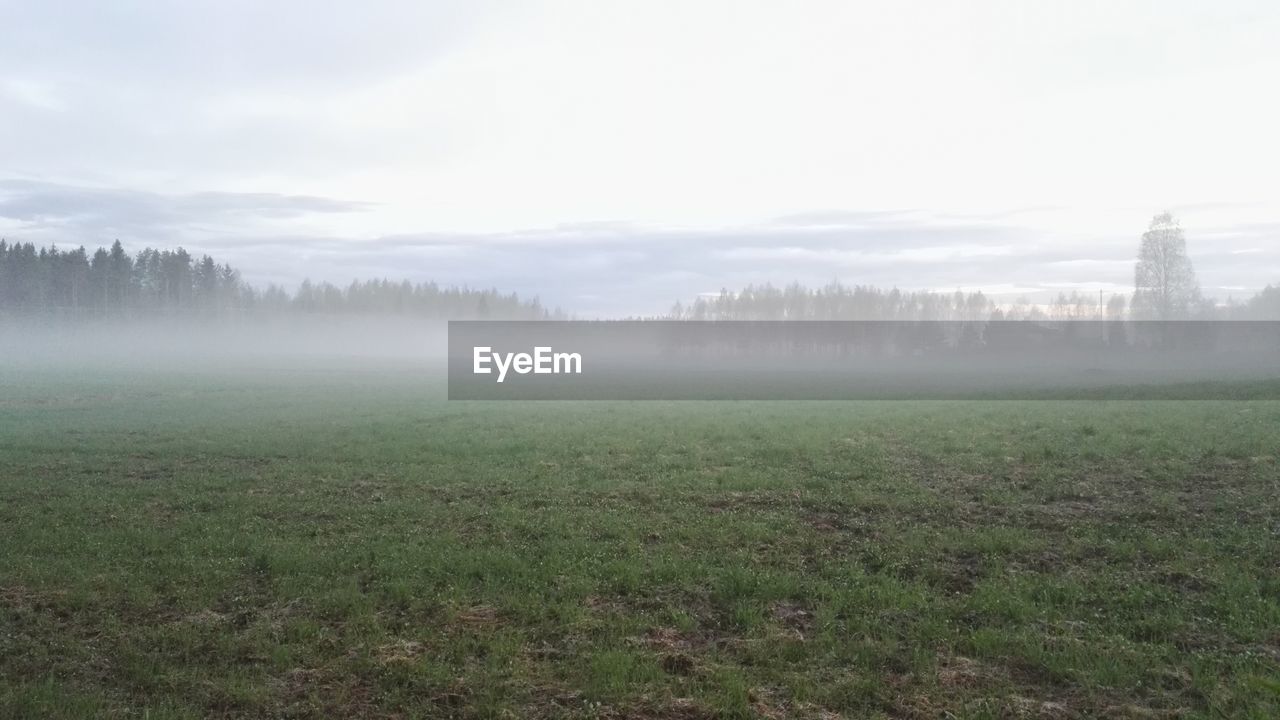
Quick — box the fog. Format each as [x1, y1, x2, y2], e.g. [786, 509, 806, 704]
[1, 316, 449, 372]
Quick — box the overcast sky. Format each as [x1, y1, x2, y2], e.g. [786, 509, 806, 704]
[2, 0, 1277, 316]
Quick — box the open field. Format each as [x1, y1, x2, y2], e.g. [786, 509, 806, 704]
[2, 363, 1279, 719]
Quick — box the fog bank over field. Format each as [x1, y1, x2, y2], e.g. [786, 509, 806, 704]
[1, 317, 449, 370]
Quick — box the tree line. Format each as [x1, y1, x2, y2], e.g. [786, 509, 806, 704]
[0, 240, 554, 320]
[670, 284, 1000, 321]
[3, 213, 1276, 322]
[667, 283, 1280, 321]
[670, 214, 1280, 321]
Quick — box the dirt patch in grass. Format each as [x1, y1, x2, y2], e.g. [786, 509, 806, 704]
[771, 601, 814, 634]
[931, 549, 984, 595]
[0, 584, 68, 612]
[181, 608, 229, 627]
[660, 652, 696, 676]
[801, 509, 874, 538]
[454, 604, 502, 626]
[637, 626, 699, 653]
[936, 654, 999, 690]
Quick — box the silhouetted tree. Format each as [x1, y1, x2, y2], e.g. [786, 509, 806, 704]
[1132, 213, 1200, 320]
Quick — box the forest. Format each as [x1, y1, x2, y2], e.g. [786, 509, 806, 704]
[0, 240, 553, 320]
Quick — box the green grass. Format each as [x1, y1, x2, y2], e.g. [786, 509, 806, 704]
[1, 361, 1278, 718]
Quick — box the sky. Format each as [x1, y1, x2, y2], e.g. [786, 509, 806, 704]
[1, 0, 1278, 316]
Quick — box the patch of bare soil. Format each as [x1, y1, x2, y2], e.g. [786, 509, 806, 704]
[936, 654, 999, 690]
[660, 652, 696, 676]
[934, 548, 983, 594]
[771, 601, 815, 635]
[454, 604, 501, 626]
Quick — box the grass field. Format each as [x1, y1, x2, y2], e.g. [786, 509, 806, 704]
[2, 362, 1278, 718]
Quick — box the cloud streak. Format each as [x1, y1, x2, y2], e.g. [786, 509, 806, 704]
[0, 180, 372, 237]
